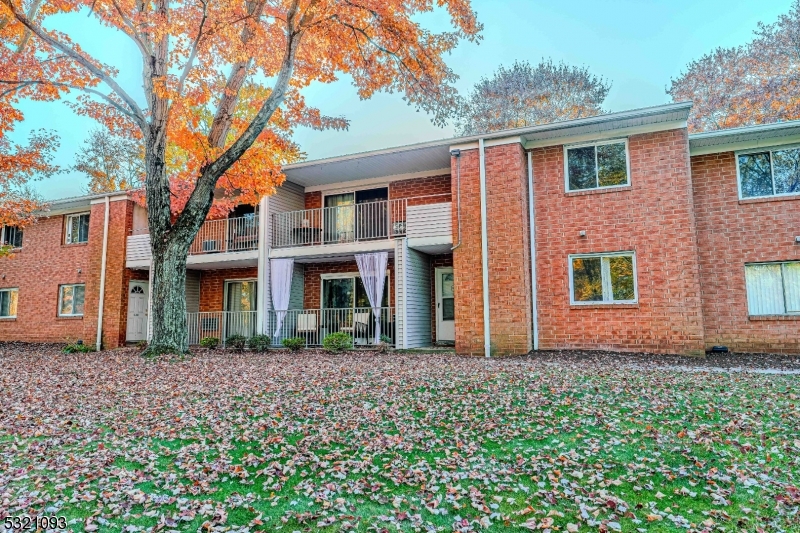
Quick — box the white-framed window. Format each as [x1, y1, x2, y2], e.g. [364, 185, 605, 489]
[320, 272, 390, 309]
[564, 139, 630, 192]
[65, 213, 90, 244]
[58, 284, 85, 316]
[224, 279, 257, 312]
[569, 252, 637, 304]
[745, 262, 800, 316]
[0, 226, 23, 248]
[0, 288, 18, 318]
[737, 145, 800, 199]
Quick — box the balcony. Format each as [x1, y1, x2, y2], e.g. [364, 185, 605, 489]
[127, 214, 260, 269]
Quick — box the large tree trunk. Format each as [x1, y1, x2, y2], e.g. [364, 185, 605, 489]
[149, 240, 190, 353]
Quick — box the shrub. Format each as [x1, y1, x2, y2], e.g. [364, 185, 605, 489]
[63, 340, 95, 354]
[282, 337, 306, 351]
[380, 335, 392, 344]
[249, 334, 272, 352]
[322, 332, 353, 352]
[199, 337, 219, 349]
[226, 334, 247, 351]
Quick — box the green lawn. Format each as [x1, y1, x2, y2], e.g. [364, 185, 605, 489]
[1, 346, 799, 532]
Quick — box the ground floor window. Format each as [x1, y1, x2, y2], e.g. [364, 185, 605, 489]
[321, 273, 389, 309]
[59, 284, 85, 316]
[569, 252, 637, 304]
[745, 262, 800, 316]
[224, 280, 257, 312]
[0, 288, 18, 317]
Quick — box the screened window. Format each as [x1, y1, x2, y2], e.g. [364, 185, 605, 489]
[1, 226, 23, 248]
[570, 252, 637, 304]
[0, 289, 18, 318]
[59, 284, 85, 316]
[745, 262, 800, 316]
[65, 213, 90, 244]
[566, 140, 629, 191]
[738, 146, 800, 199]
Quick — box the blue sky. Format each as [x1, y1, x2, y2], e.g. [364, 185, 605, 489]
[11, 0, 793, 199]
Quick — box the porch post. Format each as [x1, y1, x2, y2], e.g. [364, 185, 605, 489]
[257, 195, 269, 335]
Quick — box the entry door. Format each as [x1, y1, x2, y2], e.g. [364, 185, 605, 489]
[126, 281, 149, 341]
[435, 268, 455, 342]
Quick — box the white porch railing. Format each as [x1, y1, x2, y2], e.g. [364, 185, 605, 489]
[187, 311, 258, 345]
[268, 308, 395, 347]
[272, 199, 407, 248]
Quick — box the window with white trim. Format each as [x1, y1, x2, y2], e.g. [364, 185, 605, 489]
[745, 262, 800, 316]
[65, 213, 90, 244]
[58, 284, 85, 316]
[738, 146, 800, 199]
[0, 226, 23, 248]
[565, 139, 629, 191]
[0, 288, 18, 318]
[570, 252, 637, 304]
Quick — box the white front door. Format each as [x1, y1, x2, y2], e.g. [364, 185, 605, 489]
[435, 267, 455, 342]
[126, 281, 149, 341]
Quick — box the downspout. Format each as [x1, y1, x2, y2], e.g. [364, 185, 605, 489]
[478, 139, 491, 358]
[95, 196, 110, 351]
[527, 151, 539, 351]
[450, 149, 462, 251]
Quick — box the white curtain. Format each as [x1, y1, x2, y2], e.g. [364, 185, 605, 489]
[271, 258, 294, 337]
[355, 252, 388, 344]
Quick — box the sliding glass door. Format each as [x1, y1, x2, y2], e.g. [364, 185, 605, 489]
[324, 193, 355, 243]
[225, 280, 257, 337]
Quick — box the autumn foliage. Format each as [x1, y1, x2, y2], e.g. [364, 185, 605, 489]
[669, 0, 800, 132]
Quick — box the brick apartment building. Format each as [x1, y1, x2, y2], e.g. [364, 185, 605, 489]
[0, 102, 797, 355]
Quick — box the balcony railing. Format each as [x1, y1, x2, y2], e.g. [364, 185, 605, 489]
[185, 308, 395, 347]
[272, 199, 407, 248]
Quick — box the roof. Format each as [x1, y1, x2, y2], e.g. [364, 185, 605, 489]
[38, 190, 133, 216]
[283, 102, 693, 187]
[688, 120, 800, 155]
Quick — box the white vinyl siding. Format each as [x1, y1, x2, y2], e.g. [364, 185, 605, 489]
[65, 213, 90, 244]
[406, 203, 453, 240]
[185, 271, 201, 314]
[0, 288, 18, 318]
[58, 284, 85, 316]
[745, 262, 800, 316]
[400, 239, 432, 348]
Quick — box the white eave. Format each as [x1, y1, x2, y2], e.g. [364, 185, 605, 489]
[689, 120, 800, 155]
[283, 102, 692, 187]
[36, 190, 133, 217]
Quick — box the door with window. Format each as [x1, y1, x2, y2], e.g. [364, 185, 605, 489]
[435, 268, 455, 342]
[126, 281, 149, 341]
[225, 280, 257, 337]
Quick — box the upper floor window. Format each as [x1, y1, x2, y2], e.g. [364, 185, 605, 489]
[570, 252, 637, 304]
[0, 226, 22, 248]
[65, 213, 90, 244]
[58, 284, 85, 317]
[738, 146, 800, 199]
[565, 140, 629, 191]
[0, 288, 18, 318]
[745, 262, 800, 316]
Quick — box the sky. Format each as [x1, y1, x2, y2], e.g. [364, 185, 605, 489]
[10, 0, 794, 200]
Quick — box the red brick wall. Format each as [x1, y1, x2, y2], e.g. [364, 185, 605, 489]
[430, 254, 453, 343]
[305, 191, 322, 210]
[390, 174, 452, 205]
[0, 213, 92, 343]
[303, 260, 395, 309]
[691, 151, 800, 353]
[453, 143, 533, 356]
[198, 267, 259, 312]
[533, 129, 706, 355]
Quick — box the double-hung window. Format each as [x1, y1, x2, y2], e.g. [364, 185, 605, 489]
[745, 262, 800, 316]
[65, 213, 90, 244]
[570, 252, 637, 304]
[0, 226, 23, 248]
[0, 288, 18, 318]
[737, 145, 800, 199]
[59, 284, 85, 317]
[565, 139, 629, 191]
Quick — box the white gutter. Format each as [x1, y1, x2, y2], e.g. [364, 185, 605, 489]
[478, 139, 491, 358]
[527, 151, 539, 351]
[95, 196, 110, 351]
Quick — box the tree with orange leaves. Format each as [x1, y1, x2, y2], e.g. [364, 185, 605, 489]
[0, 0, 481, 354]
[669, 0, 800, 132]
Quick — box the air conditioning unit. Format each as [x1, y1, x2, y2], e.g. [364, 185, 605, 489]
[202, 240, 220, 252]
[201, 317, 219, 331]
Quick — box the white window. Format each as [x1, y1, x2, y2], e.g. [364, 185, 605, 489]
[745, 262, 800, 316]
[0, 289, 18, 318]
[0, 226, 23, 248]
[565, 139, 629, 192]
[321, 272, 389, 309]
[737, 145, 800, 199]
[569, 252, 637, 304]
[65, 213, 90, 244]
[59, 284, 85, 316]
